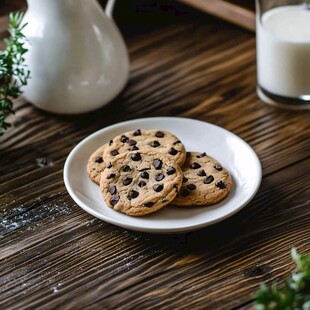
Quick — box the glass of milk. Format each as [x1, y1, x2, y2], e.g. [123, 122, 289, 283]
[256, 0, 310, 110]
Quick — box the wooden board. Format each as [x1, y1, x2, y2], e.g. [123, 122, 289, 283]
[178, 0, 256, 31]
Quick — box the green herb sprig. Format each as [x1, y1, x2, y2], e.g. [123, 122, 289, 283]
[0, 12, 30, 136]
[255, 249, 310, 310]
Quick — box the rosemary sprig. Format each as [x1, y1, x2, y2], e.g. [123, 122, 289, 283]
[0, 12, 30, 136]
[255, 249, 310, 310]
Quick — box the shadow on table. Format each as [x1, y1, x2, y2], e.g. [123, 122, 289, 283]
[118, 172, 305, 258]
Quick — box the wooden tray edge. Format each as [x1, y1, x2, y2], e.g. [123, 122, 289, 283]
[178, 0, 256, 32]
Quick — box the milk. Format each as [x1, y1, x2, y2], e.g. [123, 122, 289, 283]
[257, 5, 310, 99]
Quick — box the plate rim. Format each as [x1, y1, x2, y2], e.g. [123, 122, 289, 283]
[63, 116, 262, 233]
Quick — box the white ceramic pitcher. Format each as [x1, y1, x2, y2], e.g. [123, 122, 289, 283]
[22, 0, 129, 114]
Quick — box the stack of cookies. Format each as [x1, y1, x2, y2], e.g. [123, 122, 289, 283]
[87, 129, 232, 216]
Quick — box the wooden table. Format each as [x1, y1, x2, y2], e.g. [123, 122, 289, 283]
[1, 1, 309, 309]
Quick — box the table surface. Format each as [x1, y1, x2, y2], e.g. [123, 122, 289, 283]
[1, 1, 309, 309]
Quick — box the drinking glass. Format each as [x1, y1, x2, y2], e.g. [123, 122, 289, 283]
[256, 0, 310, 110]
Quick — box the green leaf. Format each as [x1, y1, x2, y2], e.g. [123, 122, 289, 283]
[0, 12, 30, 135]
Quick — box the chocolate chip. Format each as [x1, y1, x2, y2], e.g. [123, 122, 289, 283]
[123, 177, 133, 186]
[120, 135, 129, 143]
[153, 159, 163, 169]
[183, 175, 188, 183]
[107, 162, 112, 169]
[138, 180, 146, 188]
[95, 157, 103, 164]
[109, 185, 117, 195]
[128, 139, 137, 146]
[141, 171, 149, 179]
[155, 173, 165, 181]
[204, 175, 214, 184]
[130, 152, 141, 161]
[181, 189, 190, 197]
[197, 170, 206, 176]
[130, 190, 139, 199]
[133, 129, 141, 136]
[155, 131, 165, 138]
[168, 148, 178, 156]
[110, 196, 119, 206]
[107, 173, 116, 179]
[130, 146, 139, 151]
[144, 202, 154, 207]
[214, 164, 223, 171]
[173, 140, 181, 145]
[187, 184, 196, 191]
[167, 167, 176, 175]
[153, 184, 164, 192]
[122, 165, 131, 172]
[190, 162, 201, 169]
[109, 139, 113, 146]
[151, 141, 160, 148]
[216, 180, 226, 189]
[197, 152, 206, 158]
[110, 150, 119, 156]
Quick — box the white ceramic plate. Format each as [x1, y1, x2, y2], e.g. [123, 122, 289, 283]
[64, 117, 262, 233]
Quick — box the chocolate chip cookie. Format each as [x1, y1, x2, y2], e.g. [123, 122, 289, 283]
[87, 144, 107, 184]
[103, 129, 186, 167]
[100, 151, 183, 216]
[171, 152, 232, 207]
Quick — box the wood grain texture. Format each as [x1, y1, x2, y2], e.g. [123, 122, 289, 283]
[0, 1, 309, 309]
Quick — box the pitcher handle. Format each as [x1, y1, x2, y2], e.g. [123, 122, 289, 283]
[105, 0, 116, 18]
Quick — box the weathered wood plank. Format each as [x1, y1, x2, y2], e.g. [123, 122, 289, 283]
[0, 20, 309, 177]
[0, 158, 309, 309]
